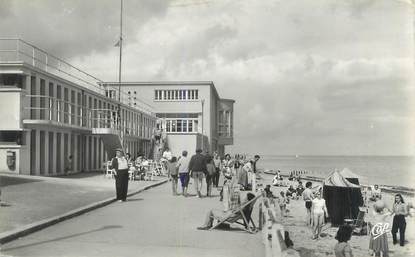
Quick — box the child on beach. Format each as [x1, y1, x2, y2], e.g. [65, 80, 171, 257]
[167, 156, 179, 195]
[278, 191, 288, 217]
[334, 225, 353, 257]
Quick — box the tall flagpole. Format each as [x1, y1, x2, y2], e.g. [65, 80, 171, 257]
[118, 0, 123, 102]
[117, 0, 123, 149]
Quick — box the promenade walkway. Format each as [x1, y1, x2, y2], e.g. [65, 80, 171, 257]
[0, 182, 264, 257]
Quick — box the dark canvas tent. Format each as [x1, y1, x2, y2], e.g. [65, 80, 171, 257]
[339, 168, 360, 185]
[323, 171, 364, 226]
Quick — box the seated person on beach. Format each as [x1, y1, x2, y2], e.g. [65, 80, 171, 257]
[369, 185, 382, 201]
[264, 185, 277, 198]
[296, 181, 305, 196]
[286, 185, 297, 199]
[197, 188, 254, 230]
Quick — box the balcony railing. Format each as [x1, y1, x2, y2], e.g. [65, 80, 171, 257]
[24, 95, 149, 138]
[0, 38, 154, 116]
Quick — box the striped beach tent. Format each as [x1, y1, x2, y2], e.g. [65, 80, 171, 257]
[339, 168, 360, 185]
[323, 171, 363, 226]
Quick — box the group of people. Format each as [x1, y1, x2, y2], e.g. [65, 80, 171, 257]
[164, 149, 261, 199]
[334, 194, 410, 257]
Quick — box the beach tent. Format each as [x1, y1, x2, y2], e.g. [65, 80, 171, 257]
[323, 171, 364, 226]
[339, 168, 360, 185]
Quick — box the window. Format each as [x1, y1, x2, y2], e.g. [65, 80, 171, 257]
[195, 90, 198, 99]
[177, 120, 182, 132]
[183, 120, 187, 132]
[128, 91, 131, 94]
[154, 90, 158, 100]
[188, 120, 193, 132]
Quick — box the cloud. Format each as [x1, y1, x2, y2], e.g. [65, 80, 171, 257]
[2, 0, 413, 155]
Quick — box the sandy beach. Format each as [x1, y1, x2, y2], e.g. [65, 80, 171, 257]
[259, 174, 415, 257]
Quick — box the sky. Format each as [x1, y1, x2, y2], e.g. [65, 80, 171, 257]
[1, 0, 414, 156]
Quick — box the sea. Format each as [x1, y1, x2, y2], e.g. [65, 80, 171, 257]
[256, 155, 415, 189]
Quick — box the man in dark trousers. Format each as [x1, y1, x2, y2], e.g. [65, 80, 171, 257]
[189, 148, 207, 198]
[111, 148, 129, 202]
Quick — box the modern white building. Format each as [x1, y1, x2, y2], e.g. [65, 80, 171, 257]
[0, 39, 157, 175]
[99, 82, 235, 157]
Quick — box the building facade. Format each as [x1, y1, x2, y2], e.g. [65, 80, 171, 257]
[100, 82, 234, 157]
[0, 39, 156, 175]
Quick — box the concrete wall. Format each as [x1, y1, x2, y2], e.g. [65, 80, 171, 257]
[0, 89, 22, 130]
[166, 133, 198, 158]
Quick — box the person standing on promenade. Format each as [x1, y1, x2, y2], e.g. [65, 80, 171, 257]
[213, 153, 221, 187]
[189, 149, 207, 198]
[111, 148, 129, 202]
[391, 194, 408, 246]
[167, 156, 179, 195]
[177, 150, 190, 197]
[303, 182, 314, 226]
[311, 190, 328, 239]
[206, 155, 216, 197]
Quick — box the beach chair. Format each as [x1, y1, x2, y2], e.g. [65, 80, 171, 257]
[209, 194, 262, 233]
[344, 208, 366, 235]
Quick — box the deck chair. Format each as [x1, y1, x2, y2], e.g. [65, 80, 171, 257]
[344, 208, 366, 235]
[210, 193, 262, 233]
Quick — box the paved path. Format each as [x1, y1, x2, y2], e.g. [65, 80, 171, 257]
[0, 172, 162, 233]
[0, 183, 264, 257]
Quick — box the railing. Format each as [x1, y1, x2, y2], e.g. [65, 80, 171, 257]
[259, 193, 301, 257]
[23, 96, 150, 138]
[0, 38, 155, 116]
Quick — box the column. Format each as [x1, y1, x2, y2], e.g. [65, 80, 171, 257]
[52, 132, 57, 175]
[35, 129, 40, 175]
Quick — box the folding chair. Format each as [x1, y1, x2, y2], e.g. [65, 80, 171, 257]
[344, 208, 366, 235]
[210, 194, 262, 233]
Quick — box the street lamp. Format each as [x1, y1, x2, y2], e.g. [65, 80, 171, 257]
[201, 99, 205, 152]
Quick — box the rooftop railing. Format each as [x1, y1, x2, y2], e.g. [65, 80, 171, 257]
[0, 38, 154, 116]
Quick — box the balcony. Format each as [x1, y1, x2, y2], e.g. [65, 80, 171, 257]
[0, 38, 154, 116]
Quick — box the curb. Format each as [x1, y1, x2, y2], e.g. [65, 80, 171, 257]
[0, 179, 168, 244]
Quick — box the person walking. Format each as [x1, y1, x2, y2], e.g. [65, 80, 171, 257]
[111, 148, 129, 202]
[213, 154, 221, 187]
[189, 149, 207, 198]
[167, 156, 179, 195]
[177, 150, 190, 197]
[391, 194, 408, 246]
[206, 155, 216, 197]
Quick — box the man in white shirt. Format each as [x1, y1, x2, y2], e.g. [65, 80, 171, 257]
[177, 150, 190, 196]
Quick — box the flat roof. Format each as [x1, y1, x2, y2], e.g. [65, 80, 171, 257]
[100, 81, 233, 102]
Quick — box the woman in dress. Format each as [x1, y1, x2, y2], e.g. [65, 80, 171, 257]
[368, 200, 391, 257]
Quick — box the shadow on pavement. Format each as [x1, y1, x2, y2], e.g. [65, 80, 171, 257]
[0, 176, 41, 187]
[2, 225, 123, 252]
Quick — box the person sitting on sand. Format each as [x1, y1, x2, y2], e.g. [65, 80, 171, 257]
[296, 181, 305, 196]
[334, 225, 353, 257]
[370, 185, 382, 201]
[264, 185, 277, 199]
[311, 190, 328, 239]
[286, 185, 297, 199]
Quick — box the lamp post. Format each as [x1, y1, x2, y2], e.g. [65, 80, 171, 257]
[201, 99, 205, 152]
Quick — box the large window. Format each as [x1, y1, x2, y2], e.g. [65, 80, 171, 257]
[154, 89, 199, 101]
[164, 119, 198, 133]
